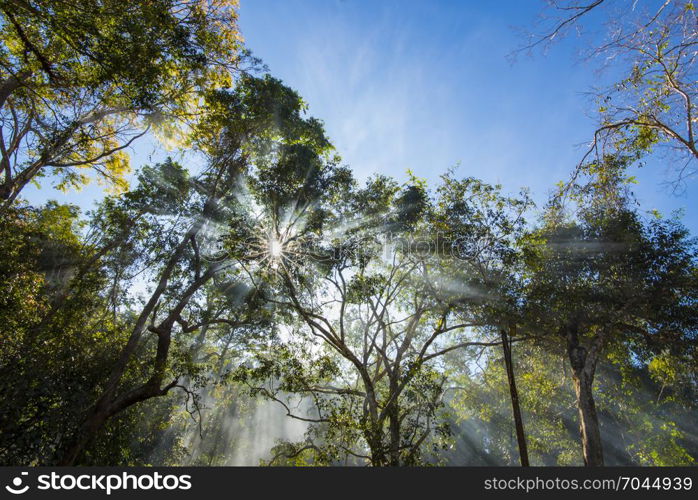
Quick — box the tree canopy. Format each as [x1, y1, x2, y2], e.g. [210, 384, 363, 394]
[0, 0, 696, 467]
[0, 0, 243, 206]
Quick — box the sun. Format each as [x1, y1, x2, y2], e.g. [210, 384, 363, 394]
[268, 237, 284, 260]
[243, 208, 307, 272]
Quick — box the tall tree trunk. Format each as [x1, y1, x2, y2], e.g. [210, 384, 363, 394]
[571, 367, 604, 466]
[566, 321, 605, 466]
[500, 326, 529, 466]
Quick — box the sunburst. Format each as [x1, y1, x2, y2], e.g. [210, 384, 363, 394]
[268, 236, 284, 260]
[246, 225, 302, 272]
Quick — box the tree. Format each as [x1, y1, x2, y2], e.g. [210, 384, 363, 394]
[51, 75, 334, 464]
[231, 172, 534, 466]
[520, 0, 698, 190]
[521, 160, 698, 465]
[0, 0, 243, 207]
[0, 200, 154, 465]
[429, 173, 534, 466]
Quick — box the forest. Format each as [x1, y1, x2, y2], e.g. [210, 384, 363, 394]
[0, 0, 696, 467]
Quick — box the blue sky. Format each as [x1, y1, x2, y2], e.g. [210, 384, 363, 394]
[25, 0, 698, 232]
[238, 0, 697, 231]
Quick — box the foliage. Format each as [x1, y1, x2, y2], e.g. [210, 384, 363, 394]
[0, 0, 243, 205]
[0, 1, 696, 468]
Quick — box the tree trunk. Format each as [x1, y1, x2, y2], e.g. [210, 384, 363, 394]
[566, 321, 604, 466]
[500, 327, 529, 466]
[571, 368, 604, 466]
